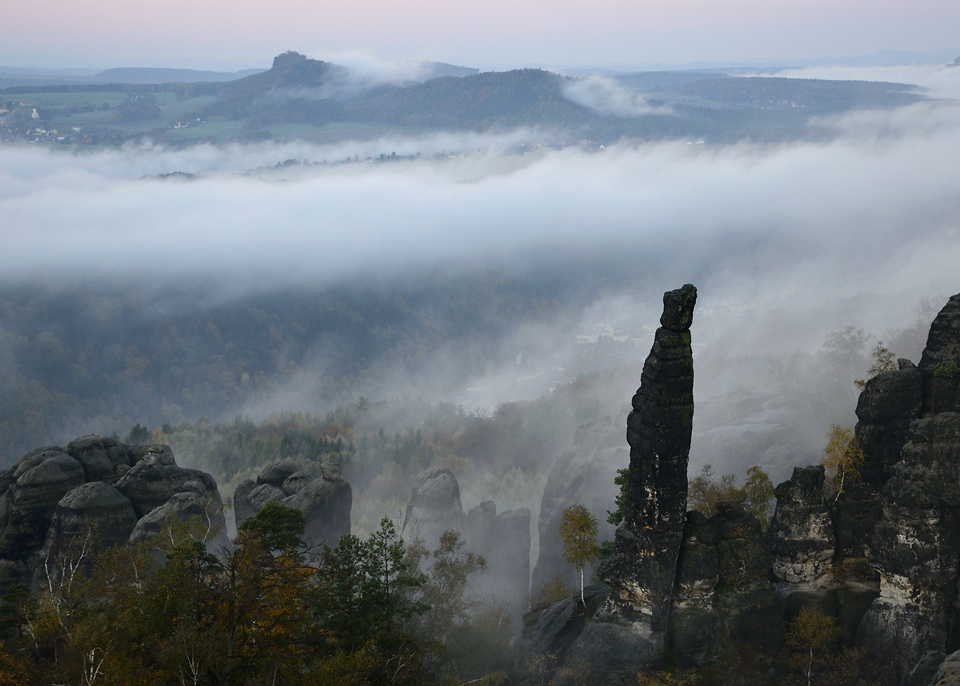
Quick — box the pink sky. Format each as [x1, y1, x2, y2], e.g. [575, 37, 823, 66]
[2, 0, 958, 69]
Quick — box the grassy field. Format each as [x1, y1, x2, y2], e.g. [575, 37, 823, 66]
[1, 91, 128, 108]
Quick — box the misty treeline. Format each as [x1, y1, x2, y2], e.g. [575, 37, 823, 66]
[0, 269, 607, 468]
[0, 502, 513, 685]
[146, 364, 642, 535]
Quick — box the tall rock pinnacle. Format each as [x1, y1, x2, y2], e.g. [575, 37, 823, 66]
[552, 284, 697, 683]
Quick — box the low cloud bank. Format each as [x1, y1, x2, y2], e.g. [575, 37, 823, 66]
[1, 101, 959, 406]
[761, 63, 960, 98]
[561, 75, 671, 117]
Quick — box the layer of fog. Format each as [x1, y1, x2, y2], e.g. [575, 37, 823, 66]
[3, 98, 960, 487]
[760, 63, 960, 98]
[562, 75, 670, 117]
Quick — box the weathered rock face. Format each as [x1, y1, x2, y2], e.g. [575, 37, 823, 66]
[524, 286, 698, 684]
[669, 511, 718, 668]
[399, 466, 532, 633]
[285, 477, 352, 547]
[64, 434, 133, 484]
[115, 448, 221, 519]
[0, 436, 224, 590]
[531, 415, 625, 594]
[768, 465, 835, 587]
[856, 293, 960, 674]
[0, 449, 86, 586]
[129, 490, 228, 551]
[711, 504, 783, 651]
[401, 466, 465, 550]
[233, 459, 352, 548]
[593, 284, 697, 677]
[856, 360, 922, 486]
[32, 481, 138, 587]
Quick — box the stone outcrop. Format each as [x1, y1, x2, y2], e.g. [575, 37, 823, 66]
[400, 466, 532, 629]
[0, 435, 225, 589]
[401, 466, 465, 550]
[115, 447, 221, 519]
[129, 490, 228, 550]
[232, 459, 351, 548]
[0, 449, 86, 586]
[594, 283, 697, 677]
[768, 465, 835, 588]
[523, 285, 698, 684]
[531, 415, 625, 594]
[710, 504, 783, 651]
[855, 294, 960, 673]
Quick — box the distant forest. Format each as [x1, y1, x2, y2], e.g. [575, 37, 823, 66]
[0, 51, 927, 146]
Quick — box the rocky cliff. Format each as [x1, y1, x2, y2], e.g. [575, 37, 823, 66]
[522, 284, 699, 682]
[0, 435, 226, 589]
[232, 456, 351, 548]
[522, 289, 960, 685]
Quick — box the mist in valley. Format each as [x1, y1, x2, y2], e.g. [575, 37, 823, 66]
[1, 68, 959, 607]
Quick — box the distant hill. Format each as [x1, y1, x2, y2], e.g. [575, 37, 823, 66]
[92, 67, 264, 84]
[343, 68, 597, 129]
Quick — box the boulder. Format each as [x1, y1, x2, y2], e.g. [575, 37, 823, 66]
[282, 476, 352, 548]
[115, 447, 221, 519]
[32, 482, 137, 587]
[129, 491, 228, 550]
[64, 434, 132, 484]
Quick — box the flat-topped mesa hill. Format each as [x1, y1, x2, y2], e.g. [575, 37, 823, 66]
[523, 288, 960, 686]
[202, 49, 595, 130]
[0, 435, 227, 589]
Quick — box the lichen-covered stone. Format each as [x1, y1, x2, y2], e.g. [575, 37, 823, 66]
[768, 465, 834, 587]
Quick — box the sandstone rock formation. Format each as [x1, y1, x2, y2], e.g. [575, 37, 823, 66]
[522, 285, 699, 683]
[232, 458, 351, 548]
[401, 466, 532, 627]
[401, 466, 465, 550]
[520, 290, 960, 685]
[531, 415, 625, 594]
[855, 294, 960, 673]
[0, 435, 225, 589]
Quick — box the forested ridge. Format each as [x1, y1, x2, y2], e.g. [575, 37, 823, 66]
[0, 268, 612, 467]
